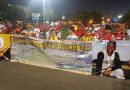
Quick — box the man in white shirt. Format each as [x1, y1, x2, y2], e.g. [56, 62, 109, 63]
[96, 41, 125, 79]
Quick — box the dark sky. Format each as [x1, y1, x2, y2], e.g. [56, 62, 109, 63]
[52, 0, 130, 17]
[6, 0, 130, 17]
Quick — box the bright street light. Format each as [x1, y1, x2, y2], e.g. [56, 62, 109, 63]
[102, 17, 105, 19]
[107, 18, 110, 22]
[118, 15, 123, 19]
[62, 16, 65, 20]
[89, 19, 93, 24]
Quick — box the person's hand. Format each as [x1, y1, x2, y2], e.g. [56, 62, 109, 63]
[102, 68, 112, 77]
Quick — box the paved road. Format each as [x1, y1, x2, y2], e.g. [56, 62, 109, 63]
[0, 62, 130, 90]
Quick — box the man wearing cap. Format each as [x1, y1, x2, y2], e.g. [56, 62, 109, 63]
[96, 41, 125, 79]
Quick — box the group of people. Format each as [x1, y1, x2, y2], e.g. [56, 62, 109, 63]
[65, 23, 128, 44]
[0, 21, 63, 40]
[0, 20, 129, 42]
[0, 21, 13, 34]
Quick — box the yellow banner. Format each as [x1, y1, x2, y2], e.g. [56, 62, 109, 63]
[0, 34, 10, 59]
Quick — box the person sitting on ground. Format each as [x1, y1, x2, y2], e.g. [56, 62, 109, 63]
[96, 40, 125, 79]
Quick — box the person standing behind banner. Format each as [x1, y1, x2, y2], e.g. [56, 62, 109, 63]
[96, 41, 125, 79]
[54, 22, 62, 40]
[14, 25, 22, 35]
[46, 22, 53, 40]
[22, 23, 34, 36]
[34, 24, 40, 38]
[49, 29, 59, 40]
[2, 25, 9, 34]
[102, 30, 115, 41]
[66, 30, 79, 41]
[115, 30, 125, 40]
[0, 22, 5, 33]
[80, 29, 94, 43]
[7, 21, 13, 34]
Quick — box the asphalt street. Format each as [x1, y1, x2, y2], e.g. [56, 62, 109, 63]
[0, 62, 130, 90]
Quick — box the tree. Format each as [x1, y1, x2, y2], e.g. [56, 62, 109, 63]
[121, 10, 130, 28]
[88, 11, 102, 24]
[67, 10, 102, 24]
[67, 10, 90, 22]
[7, 5, 31, 21]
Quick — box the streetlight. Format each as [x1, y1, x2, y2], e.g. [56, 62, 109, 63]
[89, 19, 93, 24]
[8, 4, 13, 7]
[62, 16, 65, 20]
[107, 18, 110, 22]
[118, 15, 123, 19]
[102, 17, 105, 20]
[41, 0, 53, 23]
[102, 20, 105, 24]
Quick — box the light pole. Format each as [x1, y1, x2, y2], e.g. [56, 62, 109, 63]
[41, 0, 53, 23]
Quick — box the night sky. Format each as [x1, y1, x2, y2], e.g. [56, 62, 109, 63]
[52, 0, 130, 17]
[3, 0, 130, 17]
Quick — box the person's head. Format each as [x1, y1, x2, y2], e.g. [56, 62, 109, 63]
[34, 23, 39, 28]
[50, 29, 57, 36]
[85, 29, 92, 36]
[105, 24, 112, 30]
[106, 41, 116, 54]
[105, 30, 111, 35]
[26, 23, 33, 30]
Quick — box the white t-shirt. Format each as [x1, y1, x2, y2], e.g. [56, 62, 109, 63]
[66, 35, 79, 40]
[101, 50, 125, 79]
[102, 50, 115, 70]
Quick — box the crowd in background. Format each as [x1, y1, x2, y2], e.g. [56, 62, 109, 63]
[0, 20, 129, 43]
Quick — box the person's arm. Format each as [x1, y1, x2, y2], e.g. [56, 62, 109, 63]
[96, 52, 104, 75]
[111, 52, 122, 71]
